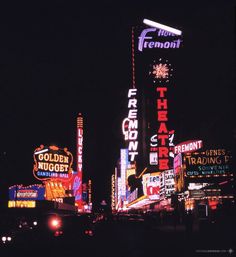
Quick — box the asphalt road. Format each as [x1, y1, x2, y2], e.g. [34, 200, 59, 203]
[1, 216, 235, 257]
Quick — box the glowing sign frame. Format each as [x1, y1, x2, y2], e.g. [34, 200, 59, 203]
[33, 145, 73, 181]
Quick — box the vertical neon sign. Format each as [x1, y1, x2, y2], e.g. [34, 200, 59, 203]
[135, 26, 182, 172]
[122, 88, 139, 162]
[111, 174, 115, 211]
[88, 179, 92, 208]
[121, 28, 139, 164]
[152, 59, 172, 170]
[120, 149, 128, 197]
[77, 113, 83, 210]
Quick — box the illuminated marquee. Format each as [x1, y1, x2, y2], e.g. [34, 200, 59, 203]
[17, 190, 38, 199]
[9, 184, 45, 201]
[33, 145, 73, 180]
[122, 89, 138, 162]
[8, 201, 36, 208]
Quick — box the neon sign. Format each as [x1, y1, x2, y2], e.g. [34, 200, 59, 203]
[16, 190, 38, 199]
[33, 145, 73, 180]
[111, 174, 115, 210]
[149, 131, 175, 165]
[160, 169, 175, 198]
[9, 184, 45, 201]
[142, 172, 161, 200]
[174, 140, 203, 155]
[120, 149, 128, 197]
[76, 114, 83, 210]
[122, 88, 139, 162]
[156, 68, 169, 170]
[138, 28, 182, 52]
[184, 149, 232, 177]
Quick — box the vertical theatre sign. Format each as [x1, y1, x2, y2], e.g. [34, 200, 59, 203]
[135, 25, 183, 171]
[151, 58, 174, 171]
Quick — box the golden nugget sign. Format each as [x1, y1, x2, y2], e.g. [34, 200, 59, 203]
[33, 145, 73, 180]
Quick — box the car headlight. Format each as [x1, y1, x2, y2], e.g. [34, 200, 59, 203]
[48, 216, 62, 230]
[2, 236, 7, 242]
[7, 237, 12, 241]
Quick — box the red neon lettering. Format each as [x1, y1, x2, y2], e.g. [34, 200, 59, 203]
[159, 159, 169, 170]
[158, 122, 168, 133]
[78, 163, 82, 172]
[158, 135, 169, 146]
[147, 186, 160, 195]
[78, 129, 83, 137]
[159, 147, 169, 157]
[157, 99, 168, 109]
[78, 147, 82, 154]
[156, 87, 167, 98]
[157, 111, 168, 121]
[128, 109, 137, 119]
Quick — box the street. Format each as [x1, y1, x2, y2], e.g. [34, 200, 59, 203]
[1, 213, 235, 257]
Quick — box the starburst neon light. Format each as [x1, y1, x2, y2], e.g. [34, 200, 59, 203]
[149, 58, 173, 83]
[152, 64, 169, 79]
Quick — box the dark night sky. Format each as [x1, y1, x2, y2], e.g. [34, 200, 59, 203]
[0, 1, 235, 207]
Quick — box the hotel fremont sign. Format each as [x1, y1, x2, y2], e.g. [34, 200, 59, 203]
[33, 145, 73, 180]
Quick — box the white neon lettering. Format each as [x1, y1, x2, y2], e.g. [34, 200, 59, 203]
[128, 119, 138, 130]
[128, 98, 137, 108]
[123, 88, 139, 162]
[129, 152, 138, 162]
[138, 27, 182, 52]
[78, 163, 82, 172]
[128, 88, 137, 98]
[128, 141, 138, 151]
[128, 131, 138, 140]
[128, 109, 137, 119]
